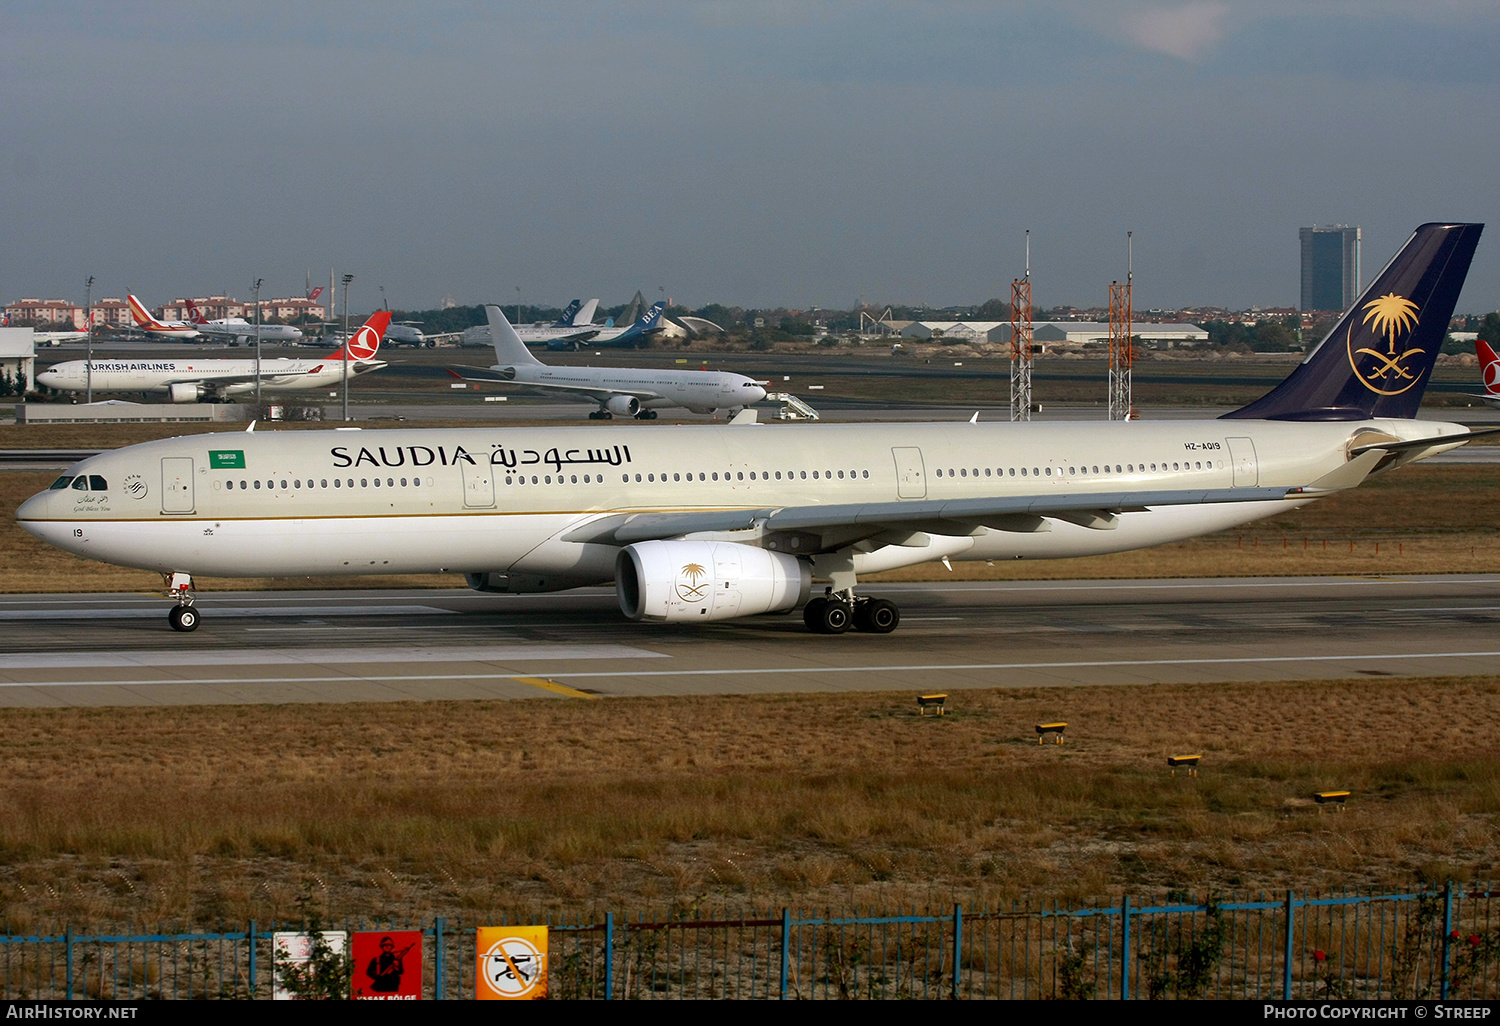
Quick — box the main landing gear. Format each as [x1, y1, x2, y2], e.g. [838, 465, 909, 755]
[587, 410, 613, 420]
[803, 592, 900, 635]
[164, 572, 199, 632]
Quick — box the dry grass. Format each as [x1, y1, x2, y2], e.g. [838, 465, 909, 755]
[4, 464, 1498, 592]
[0, 679, 1497, 929]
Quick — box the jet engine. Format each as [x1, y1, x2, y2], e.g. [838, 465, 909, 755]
[604, 394, 640, 418]
[167, 382, 204, 403]
[616, 540, 811, 622]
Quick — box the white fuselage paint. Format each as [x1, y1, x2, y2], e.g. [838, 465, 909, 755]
[15, 417, 1456, 585]
[192, 320, 305, 342]
[34, 356, 385, 399]
[500, 364, 766, 414]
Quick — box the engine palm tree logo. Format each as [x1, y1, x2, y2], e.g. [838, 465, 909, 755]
[1348, 292, 1425, 396]
[675, 561, 709, 603]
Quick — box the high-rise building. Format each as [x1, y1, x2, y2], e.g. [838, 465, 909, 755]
[1300, 225, 1361, 312]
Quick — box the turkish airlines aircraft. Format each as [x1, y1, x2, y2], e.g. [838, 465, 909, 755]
[456, 304, 765, 419]
[1466, 339, 1500, 408]
[126, 295, 200, 339]
[16, 224, 1487, 635]
[185, 300, 304, 344]
[35, 312, 390, 403]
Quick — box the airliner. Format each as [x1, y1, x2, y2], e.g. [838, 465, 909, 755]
[547, 302, 666, 351]
[126, 295, 200, 339]
[1466, 339, 1500, 408]
[185, 300, 304, 344]
[515, 299, 603, 347]
[456, 304, 766, 419]
[35, 311, 391, 403]
[15, 224, 1486, 636]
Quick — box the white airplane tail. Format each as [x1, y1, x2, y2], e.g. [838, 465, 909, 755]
[573, 298, 600, 326]
[486, 305, 542, 366]
[127, 294, 172, 331]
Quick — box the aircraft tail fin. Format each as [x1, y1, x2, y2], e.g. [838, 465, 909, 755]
[126, 294, 169, 331]
[486, 305, 543, 367]
[553, 300, 582, 327]
[327, 311, 391, 361]
[614, 301, 666, 343]
[184, 300, 209, 325]
[1224, 223, 1482, 421]
[1478, 339, 1500, 396]
[574, 298, 600, 327]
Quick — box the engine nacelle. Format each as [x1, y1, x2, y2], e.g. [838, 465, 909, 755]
[167, 382, 204, 404]
[616, 540, 811, 622]
[604, 394, 640, 417]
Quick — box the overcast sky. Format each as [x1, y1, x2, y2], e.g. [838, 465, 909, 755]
[4, 1, 1499, 314]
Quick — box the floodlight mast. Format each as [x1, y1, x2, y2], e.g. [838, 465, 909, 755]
[1108, 231, 1135, 421]
[84, 276, 94, 403]
[252, 278, 263, 405]
[341, 274, 354, 422]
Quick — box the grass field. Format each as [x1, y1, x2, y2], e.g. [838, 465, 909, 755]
[0, 678, 1496, 930]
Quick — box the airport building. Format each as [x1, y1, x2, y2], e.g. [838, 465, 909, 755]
[994, 321, 1209, 349]
[1300, 225, 1361, 312]
[0, 328, 36, 391]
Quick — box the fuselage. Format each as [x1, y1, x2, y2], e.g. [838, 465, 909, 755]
[15, 416, 1455, 583]
[35, 356, 386, 400]
[193, 320, 305, 342]
[502, 364, 767, 413]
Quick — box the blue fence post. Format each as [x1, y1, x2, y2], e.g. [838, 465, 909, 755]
[780, 908, 791, 1000]
[64, 926, 73, 1001]
[1121, 895, 1130, 1001]
[952, 904, 963, 1000]
[604, 912, 613, 1001]
[1283, 891, 1295, 1000]
[434, 916, 445, 1000]
[248, 920, 256, 999]
[1442, 881, 1454, 1000]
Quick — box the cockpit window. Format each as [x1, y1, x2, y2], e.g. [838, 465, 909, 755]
[88, 476, 107, 491]
[71, 477, 88, 490]
[49, 476, 74, 490]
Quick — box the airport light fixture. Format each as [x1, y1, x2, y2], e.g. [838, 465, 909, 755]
[252, 278, 263, 405]
[84, 276, 94, 403]
[342, 274, 354, 422]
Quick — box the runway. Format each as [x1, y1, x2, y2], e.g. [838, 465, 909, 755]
[2, 575, 1499, 707]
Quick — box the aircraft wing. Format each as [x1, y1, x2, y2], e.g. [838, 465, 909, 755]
[560, 484, 1302, 551]
[447, 369, 663, 403]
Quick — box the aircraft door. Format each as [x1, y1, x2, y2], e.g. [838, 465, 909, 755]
[1226, 437, 1259, 487]
[461, 461, 495, 508]
[161, 457, 195, 513]
[892, 447, 926, 499]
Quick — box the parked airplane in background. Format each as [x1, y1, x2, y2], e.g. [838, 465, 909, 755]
[36, 312, 390, 403]
[514, 299, 603, 347]
[545, 301, 665, 351]
[126, 295, 200, 339]
[16, 224, 1488, 637]
[456, 305, 765, 419]
[1466, 339, 1500, 408]
[185, 301, 304, 345]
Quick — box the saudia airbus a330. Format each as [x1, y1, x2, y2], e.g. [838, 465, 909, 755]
[15, 223, 1486, 634]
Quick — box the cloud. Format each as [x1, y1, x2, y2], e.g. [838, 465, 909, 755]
[1118, 1, 1232, 61]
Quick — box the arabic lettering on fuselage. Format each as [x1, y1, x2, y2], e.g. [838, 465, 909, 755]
[330, 443, 631, 472]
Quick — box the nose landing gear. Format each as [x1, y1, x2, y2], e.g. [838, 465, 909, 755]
[164, 572, 199, 632]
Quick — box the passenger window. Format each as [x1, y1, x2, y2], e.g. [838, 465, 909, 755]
[49, 476, 74, 490]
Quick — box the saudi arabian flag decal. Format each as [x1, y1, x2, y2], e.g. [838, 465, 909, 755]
[209, 450, 246, 470]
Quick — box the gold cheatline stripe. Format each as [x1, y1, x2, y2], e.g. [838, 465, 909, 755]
[18, 505, 757, 524]
[510, 676, 599, 700]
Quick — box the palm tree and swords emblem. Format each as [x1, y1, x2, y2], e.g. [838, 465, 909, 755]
[1349, 292, 1424, 395]
[675, 561, 710, 602]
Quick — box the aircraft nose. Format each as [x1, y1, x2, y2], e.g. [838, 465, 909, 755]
[16, 488, 53, 526]
[36, 370, 60, 388]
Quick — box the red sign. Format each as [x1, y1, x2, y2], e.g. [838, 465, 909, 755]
[351, 930, 423, 1000]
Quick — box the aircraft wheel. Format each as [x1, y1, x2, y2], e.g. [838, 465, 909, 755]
[855, 598, 900, 634]
[169, 606, 199, 632]
[803, 597, 828, 632]
[804, 597, 851, 634]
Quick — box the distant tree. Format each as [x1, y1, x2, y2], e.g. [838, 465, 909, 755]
[778, 318, 815, 337]
[693, 304, 743, 329]
[972, 298, 1011, 320]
